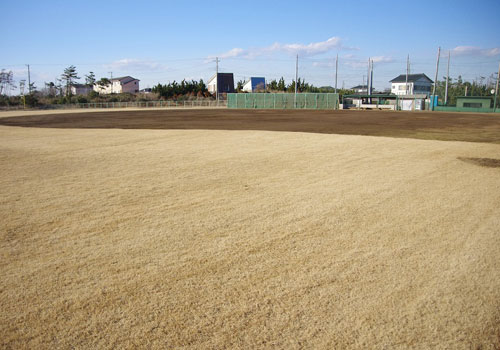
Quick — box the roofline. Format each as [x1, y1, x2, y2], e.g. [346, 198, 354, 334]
[456, 96, 493, 99]
[389, 73, 433, 83]
[343, 94, 398, 98]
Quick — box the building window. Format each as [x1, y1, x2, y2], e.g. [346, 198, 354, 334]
[463, 102, 482, 108]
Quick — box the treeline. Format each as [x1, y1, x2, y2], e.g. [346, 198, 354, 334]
[235, 77, 340, 93]
[152, 80, 209, 99]
[434, 75, 496, 105]
[266, 77, 330, 93]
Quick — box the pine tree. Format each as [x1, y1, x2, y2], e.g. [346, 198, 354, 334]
[61, 65, 80, 97]
[85, 72, 96, 86]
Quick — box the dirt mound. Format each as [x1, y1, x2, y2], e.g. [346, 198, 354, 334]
[458, 157, 500, 168]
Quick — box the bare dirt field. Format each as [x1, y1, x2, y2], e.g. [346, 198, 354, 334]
[0, 108, 499, 143]
[1, 109, 500, 349]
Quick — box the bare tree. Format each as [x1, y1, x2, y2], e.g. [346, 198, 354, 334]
[0, 70, 16, 95]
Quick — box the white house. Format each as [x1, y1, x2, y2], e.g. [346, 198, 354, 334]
[93, 76, 140, 94]
[390, 74, 433, 96]
[351, 85, 368, 94]
[70, 84, 93, 95]
[242, 77, 266, 92]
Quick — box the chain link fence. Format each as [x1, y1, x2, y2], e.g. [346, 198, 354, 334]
[0, 100, 227, 111]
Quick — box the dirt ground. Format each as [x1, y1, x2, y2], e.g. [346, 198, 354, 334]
[0, 108, 499, 143]
[1, 109, 500, 349]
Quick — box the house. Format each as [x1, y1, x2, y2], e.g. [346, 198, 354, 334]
[207, 73, 235, 94]
[93, 76, 140, 94]
[390, 73, 433, 96]
[242, 77, 266, 92]
[351, 85, 368, 94]
[70, 84, 93, 95]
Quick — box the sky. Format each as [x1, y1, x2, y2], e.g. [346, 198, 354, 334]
[2, 0, 500, 93]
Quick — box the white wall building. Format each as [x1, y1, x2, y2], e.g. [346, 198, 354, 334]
[207, 73, 235, 94]
[242, 77, 266, 92]
[93, 76, 140, 94]
[390, 74, 433, 96]
[350, 85, 368, 94]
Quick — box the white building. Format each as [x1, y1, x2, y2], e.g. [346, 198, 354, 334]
[351, 85, 368, 94]
[242, 77, 266, 92]
[390, 74, 433, 96]
[207, 73, 235, 94]
[93, 76, 140, 94]
[70, 84, 93, 95]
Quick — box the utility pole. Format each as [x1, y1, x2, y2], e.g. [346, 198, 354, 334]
[367, 58, 371, 103]
[494, 61, 500, 112]
[26, 64, 31, 95]
[370, 59, 374, 96]
[405, 55, 409, 95]
[431, 47, 441, 111]
[335, 53, 338, 93]
[215, 57, 220, 104]
[445, 51, 450, 105]
[295, 54, 298, 108]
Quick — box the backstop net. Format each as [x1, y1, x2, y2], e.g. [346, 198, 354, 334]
[227, 93, 339, 110]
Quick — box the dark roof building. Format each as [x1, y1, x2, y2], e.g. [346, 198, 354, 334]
[207, 73, 235, 94]
[390, 73, 433, 96]
[390, 73, 433, 83]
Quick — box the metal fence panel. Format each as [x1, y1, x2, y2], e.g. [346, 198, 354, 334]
[227, 93, 339, 109]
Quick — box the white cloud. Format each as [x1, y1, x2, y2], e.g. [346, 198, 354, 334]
[450, 46, 500, 57]
[371, 56, 394, 64]
[105, 58, 167, 72]
[217, 48, 247, 59]
[340, 55, 394, 69]
[209, 37, 356, 60]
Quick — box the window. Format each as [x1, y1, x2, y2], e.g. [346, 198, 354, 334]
[463, 102, 482, 108]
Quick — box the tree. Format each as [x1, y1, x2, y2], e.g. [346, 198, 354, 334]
[85, 72, 96, 86]
[268, 79, 278, 91]
[61, 65, 80, 97]
[0, 70, 16, 95]
[236, 80, 244, 92]
[277, 77, 286, 91]
[96, 78, 111, 93]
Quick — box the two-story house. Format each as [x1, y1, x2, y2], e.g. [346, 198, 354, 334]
[390, 74, 433, 96]
[93, 76, 140, 94]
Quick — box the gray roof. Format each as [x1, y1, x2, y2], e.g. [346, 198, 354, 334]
[111, 76, 140, 84]
[351, 85, 368, 89]
[208, 72, 234, 83]
[390, 73, 433, 83]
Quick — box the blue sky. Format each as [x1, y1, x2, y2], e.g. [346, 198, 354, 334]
[2, 0, 500, 92]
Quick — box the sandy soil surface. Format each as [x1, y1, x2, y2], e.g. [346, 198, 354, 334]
[0, 106, 226, 119]
[1, 108, 499, 143]
[1, 111, 500, 349]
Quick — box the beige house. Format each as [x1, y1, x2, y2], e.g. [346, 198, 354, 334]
[93, 76, 140, 94]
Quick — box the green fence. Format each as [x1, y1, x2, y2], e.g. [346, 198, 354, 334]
[227, 93, 339, 109]
[434, 106, 498, 113]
